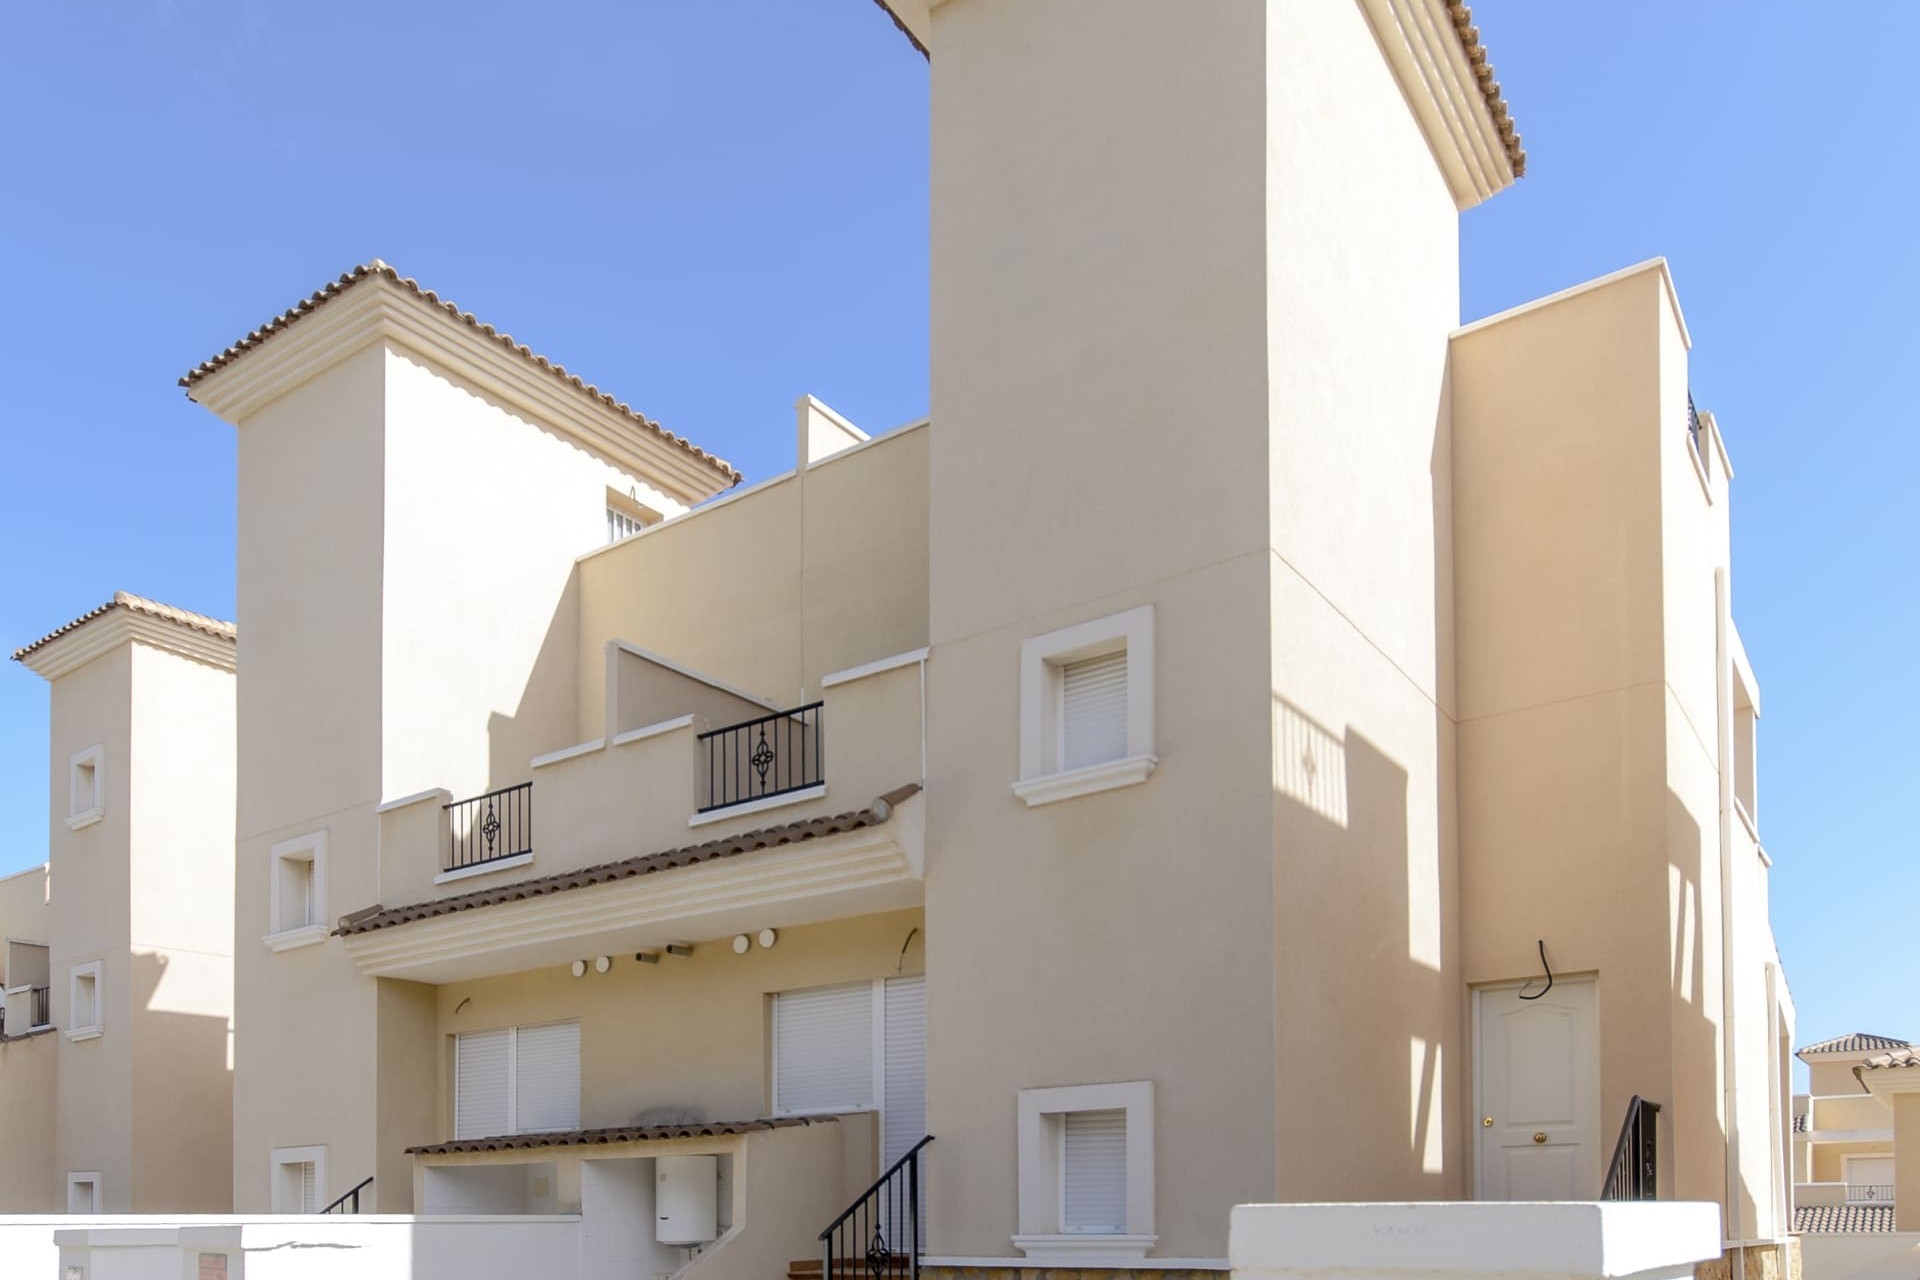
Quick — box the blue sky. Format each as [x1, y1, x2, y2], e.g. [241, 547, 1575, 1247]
[0, 2, 1912, 1071]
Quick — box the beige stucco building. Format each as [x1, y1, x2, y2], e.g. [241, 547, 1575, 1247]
[5, 593, 237, 1214]
[0, 0, 1801, 1276]
[1790, 1033, 1918, 1237]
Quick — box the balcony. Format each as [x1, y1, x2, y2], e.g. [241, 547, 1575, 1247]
[355, 649, 926, 983]
[0, 985, 51, 1038]
[1847, 1184, 1895, 1204]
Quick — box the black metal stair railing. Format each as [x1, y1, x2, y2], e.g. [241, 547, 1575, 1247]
[698, 703, 824, 813]
[821, 1136, 931, 1280]
[321, 1175, 373, 1214]
[443, 782, 532, 872]
[1600, 1096, 1660, 1200]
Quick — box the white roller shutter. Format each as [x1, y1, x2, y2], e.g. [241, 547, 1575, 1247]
[1061, 651, 1128, 771]
[299, 1161, 318, 1213]
[882, 977, 927, 1166]
[514, 1021, 582, 1133]
[775, 983, 875, 1114]
[1062, 1109, 1128, 1233]
[455, 1028, 511, 1139]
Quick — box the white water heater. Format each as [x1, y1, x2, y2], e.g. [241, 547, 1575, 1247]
[656, 1155, 719, 1246]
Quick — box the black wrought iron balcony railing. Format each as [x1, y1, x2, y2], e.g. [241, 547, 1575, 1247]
[698, 703, 824, 813]
[1687, 394, 1704, 459]
[443, 782, 532, 872]
[1, 986, 52, 1037]
[1847, 1184, 1895, 1204]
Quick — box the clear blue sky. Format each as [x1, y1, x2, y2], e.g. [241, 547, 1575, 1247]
[1, 2, 1912, 1074]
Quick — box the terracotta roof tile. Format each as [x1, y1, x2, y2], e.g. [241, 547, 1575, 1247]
[408, 1115, 818, 1157]
[1791, 1114, 1808, 1134]
[336, 784, 920, 936]
[1860, 1047, 1920, 1072]
[1798, 1032, 1912, 1058]
[11, 591, 235, 664]
[1793, 1204, 1895, 1234]
[869, 0, 926, 58]
[180, 261, 742, 487]
[1445, 2, 1525, 178]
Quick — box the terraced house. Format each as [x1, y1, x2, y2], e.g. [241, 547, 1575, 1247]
[9, 1, 1801, 1278]
[1792, 1033, 1920, 1237]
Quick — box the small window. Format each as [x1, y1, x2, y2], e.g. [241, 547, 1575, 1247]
[68, 961, 102, 1040]
[1062, 1109, 1128, 1233]
[67, 1172, 100, 1214]
[267, 831, 328, 949]
[1015, 606, 1157, 806]
[67, 745, 105, 830]
[454, 1022, 580, 1139]
[271, 1146, 327, 1213]
[1060, 651, 1128, 772]
[605, 492, 660, 544]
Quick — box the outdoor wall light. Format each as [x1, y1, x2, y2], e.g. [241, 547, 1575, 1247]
[570, 959, 587, 978]
[594, 955, 612, 974]
[758, 929, 778, 949]
[732, 934, 751, 955]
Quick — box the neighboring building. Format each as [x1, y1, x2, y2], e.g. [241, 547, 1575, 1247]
[1792, 1033, 1918, 1237]
[4, 593, 237, 1213]
[4, 0, 1797, 1276]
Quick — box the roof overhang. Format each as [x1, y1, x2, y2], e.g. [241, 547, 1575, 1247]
[12, 593, 236, 679]
[1856, 1055, 1920, 1102]
[338, 793, 924, 984]
[183, 265, 740, 508]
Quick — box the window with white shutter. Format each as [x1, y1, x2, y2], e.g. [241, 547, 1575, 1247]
[1060, 650, 1128, 772]
[774, 982, 875, 1114]
[456, 1023, 580, 1139]
[455, 1028, 512, 1139]
[269, 1146, 327, 1214]
[1061, 1109, 1128, 1233]
[514, 1022, 582, 1133]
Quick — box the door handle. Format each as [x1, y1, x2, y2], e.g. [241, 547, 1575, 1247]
[1532, 1132, 1548, 1144]
[1483, 1116, 1494, 1128]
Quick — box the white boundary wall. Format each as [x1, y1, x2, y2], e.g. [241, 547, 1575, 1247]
[1230, 1202, 1723, 1280]
[0, 1215, 579, 1280]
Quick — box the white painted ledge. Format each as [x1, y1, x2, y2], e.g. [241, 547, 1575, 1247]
[263, 925, 329, 953]
[531, 739, 604, 770]
[1014, 1234, 1159, 1264]
[1229, 1202, 1722, 1280]
[611, 714, 697, 747]
[927, 1260, 1223, 1273]
[434, 852, 534, 885]
[821, 648, 929, 689]
[1012, 754, 1157, 807]
[688, 784, 827, 828]
[66, 1026, 103, 1043]
[65, 808, 104, 831]
[378, 787, 451, 814]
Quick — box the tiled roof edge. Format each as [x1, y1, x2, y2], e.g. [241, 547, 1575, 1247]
[12, 591, 236, 664]
[1445, 2, 1525, 178]
[406, 1115, 819, 1156]
[337, 784, 920, 936]
[869, 0, 928, 58]
[179, 260, 742, 486]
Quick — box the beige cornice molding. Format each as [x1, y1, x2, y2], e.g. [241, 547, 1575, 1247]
[1355, 0, 1517, 209]
[18, 609, 236, 681]
[187, 276, 728, 508]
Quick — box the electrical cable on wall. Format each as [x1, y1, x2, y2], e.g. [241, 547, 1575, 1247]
[1518, 939, 1553, 1001]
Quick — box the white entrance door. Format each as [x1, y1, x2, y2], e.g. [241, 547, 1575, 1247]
[1475, 977, 1598, 1200]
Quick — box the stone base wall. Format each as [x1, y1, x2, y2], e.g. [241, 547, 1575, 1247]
[1695, 1240, 1801, 1280]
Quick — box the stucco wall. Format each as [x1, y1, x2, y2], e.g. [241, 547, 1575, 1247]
[0, 1030, 59, 1210]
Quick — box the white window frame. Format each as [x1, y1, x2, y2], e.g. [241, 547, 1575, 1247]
[67, 961, 102, 1042]
[266, 830, 329, 953]
[605, 491, 660, 544]
[66, 745, 105, 830]
[1013, 1080, 1155, 1262]
[67, 1171, 101, 1214]
[1013, 606, 1156, 807]
[270, 1145, 328, 1213]
[770, 977, 927, 1123]
[454, 1021, 581, 1138]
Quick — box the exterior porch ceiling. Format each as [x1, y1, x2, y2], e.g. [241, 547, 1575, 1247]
[338, 791, 924, 984]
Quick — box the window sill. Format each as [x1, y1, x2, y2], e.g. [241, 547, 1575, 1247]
[435, 852, 534, 885]
[1012, 754, 1157, 808]
[66, 1026, 103, 1043]
[1013, 1235, 1159, 1263]
[263, 924, 330, 953]
[689, 784, 827, 828]
[65, 809, 104, 832]
[1734, 797, 1759, 844]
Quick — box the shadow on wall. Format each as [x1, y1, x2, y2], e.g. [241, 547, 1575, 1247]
[1271, 696, 1455, 1200]
[487, 566, 584, 802]
[130, 950, 234, 1213]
